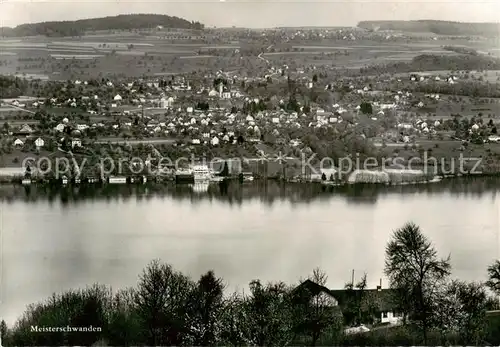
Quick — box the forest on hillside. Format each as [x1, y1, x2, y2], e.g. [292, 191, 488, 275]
[357, 20, 500, 37]
[0, 14, 204, 37]
[360, 54, 500, 75]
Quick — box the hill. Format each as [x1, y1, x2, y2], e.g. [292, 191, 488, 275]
[360, 54, 500, 75]
[357, 20, 500, 37]
[0, 14, 204, 37]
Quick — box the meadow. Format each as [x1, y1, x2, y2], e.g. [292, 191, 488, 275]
[0, 33, 242, 79]
[2, 32, 497, 79]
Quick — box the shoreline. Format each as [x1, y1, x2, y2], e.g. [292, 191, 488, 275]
[1, 170, 497, 187]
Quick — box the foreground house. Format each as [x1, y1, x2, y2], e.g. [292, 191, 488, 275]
[294, 279, 404, 327]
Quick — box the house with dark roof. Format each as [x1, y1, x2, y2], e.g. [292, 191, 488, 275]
[293, 279, 404, 327]
[13, 124, 34, 136]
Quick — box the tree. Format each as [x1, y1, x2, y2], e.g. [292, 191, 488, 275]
[360, 102, 373, 115]
[107, 288, 142, 345]
[343, 273, 374, 326]
[486, 260, 500, 296]
[384, 222, 451, 343]
[244, 280, 294, 346]
[435, 280, 489, 344]
[184, 271, 225, 346]
[9, 286, 110, 346]
[134, 260, 193, 346]
[312, 74, 318, 83]
[0, 320, 8, 346]
[294, 268, 343, 346]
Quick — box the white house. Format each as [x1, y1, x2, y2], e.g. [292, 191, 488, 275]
[55, 124, 65, 132]
[211, 136, 220, 146]
[14, 138, 24, 146]
[159, 98, 167, 108]
[231, 90, 242, 98]
[35, 137, 45, 148]
[72, 139, 82, 148]
[113, 94, 122, 101]
[398, 123, 413, 130]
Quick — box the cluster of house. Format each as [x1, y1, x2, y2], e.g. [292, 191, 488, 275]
[4, 64, 486, 158]
[409, 73, 459, 84]
[8, 120, 83, 150]
[9, 124, 45, 149]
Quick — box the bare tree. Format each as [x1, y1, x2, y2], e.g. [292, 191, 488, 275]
[295, 268, 343, 346]
[244, 280, 294, 346]
[486, 260, 500, 296]
[134, 259, 194, 345]
[384, 222, 451, 344]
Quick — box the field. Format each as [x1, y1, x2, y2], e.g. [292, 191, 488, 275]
[261, 38, 500, 68]
[1, 33, 499, 79]
[284, 39, 500, 69]
[0, 32, 242, 80]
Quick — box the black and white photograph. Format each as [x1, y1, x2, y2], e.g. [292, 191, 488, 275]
[0, 0, 500, 345]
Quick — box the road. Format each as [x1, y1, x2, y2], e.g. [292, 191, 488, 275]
[95, 138, 176, 145]
[257, 52, 270, 65]
[0, 104, 36, 114]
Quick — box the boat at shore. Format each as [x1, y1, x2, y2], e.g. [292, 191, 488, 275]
[193, 165, 211, 181]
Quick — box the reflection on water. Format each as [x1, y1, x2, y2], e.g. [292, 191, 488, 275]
[0, 177, 499, 204]
[0, 177, 499, 327]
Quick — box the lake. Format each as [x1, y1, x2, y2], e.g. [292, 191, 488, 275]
[1, 178, 499, 326]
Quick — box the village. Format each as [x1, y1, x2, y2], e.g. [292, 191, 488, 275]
[1, 48, 500, 186]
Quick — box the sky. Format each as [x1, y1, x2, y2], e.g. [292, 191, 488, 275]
[1, 0, 500, 29]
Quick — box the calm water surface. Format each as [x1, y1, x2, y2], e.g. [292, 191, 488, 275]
[1, 179, 499, 325]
